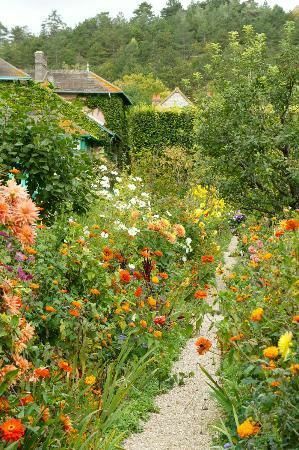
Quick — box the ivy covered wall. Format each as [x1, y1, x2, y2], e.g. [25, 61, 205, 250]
[129, 106, 196, 152]
[73, 94, 130, 164]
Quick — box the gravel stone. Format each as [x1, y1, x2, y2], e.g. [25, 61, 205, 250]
[124, 237, 238, 450]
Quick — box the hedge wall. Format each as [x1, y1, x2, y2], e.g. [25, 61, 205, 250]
[129, 105, 196, 151]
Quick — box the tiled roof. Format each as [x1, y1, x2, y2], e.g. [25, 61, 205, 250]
[41, 70, 132, 104]
[0, 58, 31, 80]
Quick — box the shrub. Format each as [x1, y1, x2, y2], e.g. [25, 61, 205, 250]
[129, 105, 196, 151]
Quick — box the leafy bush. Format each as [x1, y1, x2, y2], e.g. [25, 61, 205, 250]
[0, 83, 96, 215]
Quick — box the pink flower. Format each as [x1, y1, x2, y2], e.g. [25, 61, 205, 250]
[0, 180, 28, 203]
[248, 245, 256, 254]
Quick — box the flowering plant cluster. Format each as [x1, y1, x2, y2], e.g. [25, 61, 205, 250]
[0, 167, 227, 447]
[217, 215, 298, 449]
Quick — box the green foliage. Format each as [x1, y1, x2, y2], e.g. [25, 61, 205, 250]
[195, 23, 299, 214]
[0, 82, 97, 214]
[115, 73, 170, 105]
[129, 105, 196, 151]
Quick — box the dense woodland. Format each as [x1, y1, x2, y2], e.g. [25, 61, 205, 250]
[1, 0, 299, 90]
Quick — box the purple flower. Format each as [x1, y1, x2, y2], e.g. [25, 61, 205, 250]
[118, 334, 127, 342]
[4, 265, 13, 272]
[224, 444, 232, 449]
[15, 252, 27, 262]
[17, 267, 33, 281]
[0, 231, 9, 239]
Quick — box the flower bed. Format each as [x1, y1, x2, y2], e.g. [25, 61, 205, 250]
[216, 216, 298, 449]
[0, 170, 228, 448]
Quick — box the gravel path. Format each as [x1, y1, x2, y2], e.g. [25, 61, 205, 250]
[124, 236, 238, 450]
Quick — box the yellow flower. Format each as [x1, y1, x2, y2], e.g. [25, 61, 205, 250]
[250, 307, 264, 322]
[85, 375, 96, 385]
[278, 332, 292, 359]
[147, 296, 157, 308]
[153, 330, 162, 339]
[152, 276, 159, 284]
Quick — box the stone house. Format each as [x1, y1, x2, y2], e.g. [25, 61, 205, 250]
[153, 87, 193, 108]
[31, 51, 132, 151]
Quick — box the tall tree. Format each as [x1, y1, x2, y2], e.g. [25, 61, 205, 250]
[41, 10, 67, 36]
[196, 23, 299, 213]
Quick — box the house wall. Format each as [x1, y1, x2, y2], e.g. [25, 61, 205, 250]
[161, 93, 191, 108]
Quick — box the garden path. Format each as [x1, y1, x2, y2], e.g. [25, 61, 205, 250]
[124, 236, 238, 450]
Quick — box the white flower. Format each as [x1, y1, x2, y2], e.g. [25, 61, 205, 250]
[128, 227, 140, 236]
[141, 192, 150, 198]
[116, 177, 122, 182]
[111, 170, 118, 175]
[182, 256, 187, 262]
[186, 237, 192, 246]
[129, 197, 138, 206]
[166, 210, 172, 217]
[100, 176, 110, 189]
[114, 220, 127, 230]
[128, 184, 136, 191]
[101, 231, 109, 239]
[83, 226, 90, 237]
[153, 214, 160, 219]
[137, 200, 146, 208]
[99, 165, 108, 172]
[128, 264, 135, 270]
[68, 217, 74, 224]
[113, 188, 120, 196]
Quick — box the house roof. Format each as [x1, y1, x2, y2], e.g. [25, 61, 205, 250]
[159, 87, 193, 107]
[35, 70, 132, 105]
[0, 58, 31, 81]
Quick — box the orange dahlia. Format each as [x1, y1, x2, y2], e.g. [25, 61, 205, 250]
[201, 255, 214, 264]
[0, 418, 25, 442]
[195, 337, 212, 355]
[237, 418, 260, 439]
[119, 269, 131, 283]
[194, 290, 208, 299]
[14, 199, 39, 226]
[250, 307, 264, 322]
[134, 287, 143, 298]
[229, 333, 244, 342]
[284, 219, 299, 231]
[33, 367, 50, 379]
[263, 346, 279, 359]
[58, 361, 72, 373]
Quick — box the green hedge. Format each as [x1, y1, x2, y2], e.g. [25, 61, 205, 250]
[129, 105, 196, 151]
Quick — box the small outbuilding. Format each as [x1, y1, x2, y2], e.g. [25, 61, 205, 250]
[158, 87, 193, 108]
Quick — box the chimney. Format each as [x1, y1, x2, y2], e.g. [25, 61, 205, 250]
[34, 51, 47, 82]
[152, 94, 161, 106]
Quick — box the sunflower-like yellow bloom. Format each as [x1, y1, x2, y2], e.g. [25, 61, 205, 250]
[278, 332, 293, 359]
